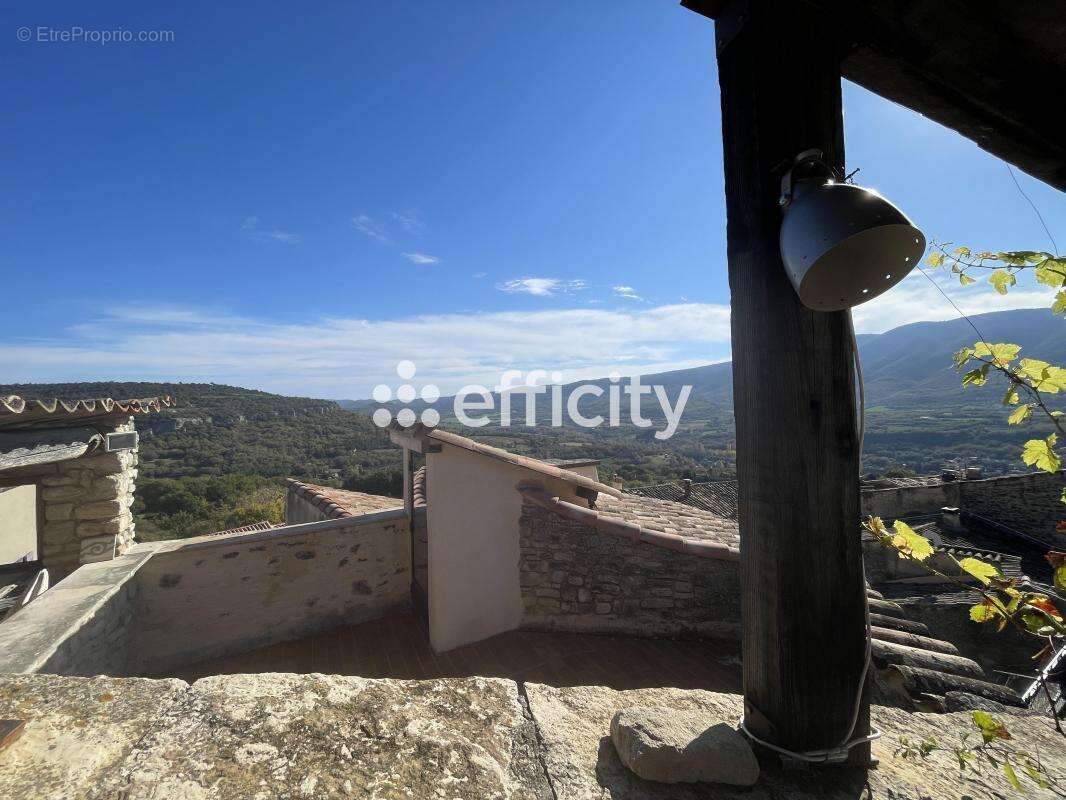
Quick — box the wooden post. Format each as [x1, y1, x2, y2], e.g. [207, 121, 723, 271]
[714, 1, 870, 761]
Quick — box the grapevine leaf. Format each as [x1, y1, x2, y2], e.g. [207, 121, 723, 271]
[989, 269, 1017, 295]
[1035, 258, 1066, 288]
[1021, 435, 1060, 473]
[1026, 595, 1063, 621]
[958, 557, 1000, 585]
[958, 273, 976, 286]
[953, 246, 971, 257]
[927, 251, 945, 267]
[1003, 763, 1022, 792]
[1007, 404, 1032, 425]
[973, 341, 1020, 366]
[972, 711, 1011, 743]
[970, 602, 999, 623]
[1053, 290, 1066, 315]
[1002, 385, 1020, 405]
[891, 521, 934, 561]
[954, 347, 975, 369]
[962, 365, 990, 387]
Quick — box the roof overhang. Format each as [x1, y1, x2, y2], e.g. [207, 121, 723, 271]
[683, 0, 1066, 191]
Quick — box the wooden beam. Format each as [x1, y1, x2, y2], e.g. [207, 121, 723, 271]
[715, 1, 869, 762]
[686, 0, 1066, 191]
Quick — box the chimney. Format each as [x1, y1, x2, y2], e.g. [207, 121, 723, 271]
[940, 506, 964, 532]
[682, 478, 693, 499]
[611, 478, 623, 490]
[940, 470, 957, 483]
[964, 466, 983, 480]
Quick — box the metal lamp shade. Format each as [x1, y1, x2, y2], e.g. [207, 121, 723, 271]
[780, 181, 925, 311]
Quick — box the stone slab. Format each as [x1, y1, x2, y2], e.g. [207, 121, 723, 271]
[103, 674, 551, 800]
[0, 674, 189, 800]
[524, 683, 1066, 799]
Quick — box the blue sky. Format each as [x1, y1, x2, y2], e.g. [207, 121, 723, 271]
[3, 1, 1064, 397]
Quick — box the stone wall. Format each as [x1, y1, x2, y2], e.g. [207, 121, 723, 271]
[0, 549, 149, 676]
[518, 502, 742, 640]
[2, 418, 139, 579]
[128, 511, 412, 675]
[862, 470, 1065, 546]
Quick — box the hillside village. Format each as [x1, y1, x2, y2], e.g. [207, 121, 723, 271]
[0, 386, 1063, 796]
[4, 0, 1066, 796]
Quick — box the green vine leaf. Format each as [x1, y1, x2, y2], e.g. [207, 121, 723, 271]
[958, 557, 1000, 585]
[891, 521, 934, 561]
[1035, 257, 1066, 288]
[1053, 290, 1066, 315]
[970, 602, 999, 623]
[962, 365, 990, 387]
[973, 342, 1020, 366]
[989, 269, 1017, 295]
[927, 251, 945, 267]
[959, 273, 976, 286]
[1021, 434, 1060, 473]
[1003, 762, 1022, 792]
[972, 711, 1012, 743]
[1007, 404, 1032, 425]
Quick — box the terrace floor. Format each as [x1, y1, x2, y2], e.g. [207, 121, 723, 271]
[175, 613, 743, 692]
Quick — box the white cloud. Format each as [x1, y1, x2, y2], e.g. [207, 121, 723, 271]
[0, 303, 733, 398]
[402, 252, 440, 265]
[852, 268, 1056, 333]
[352, 214, 390, 244]
[613, 285, 643, 301]
[472, 272, 487, 279]
[391, 211, 424, 234]
[262, 230, 301, 244]
[498, 278, 586, 297]
[241, 216, 300, 244]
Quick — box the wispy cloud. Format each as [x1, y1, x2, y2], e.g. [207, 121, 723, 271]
[852, 269, 1056, 333]
[352, 214, 391, 244]
[498, 278, 587, 297]
[402, 252, 440, 265]
[472, 272, 487, 279]
[613, 285, 643, 301]
[241, 216, 301, 244]
[0, 303, 733, 397]
[391, 210, 424, 234]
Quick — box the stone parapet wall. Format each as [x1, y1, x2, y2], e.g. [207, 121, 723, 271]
[862, 470, 1065, 546]
[518, 502, 741, 640]
[2, 418, 139, 579]
[128, 510, 412, 676]
[0, 549, 150, 676]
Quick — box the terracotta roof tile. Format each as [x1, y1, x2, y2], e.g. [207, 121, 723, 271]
[285, 479, 401, 519]
[209, 521, 278, 536]
[518, 483, 740, 561]
[0, 395, 174, 429]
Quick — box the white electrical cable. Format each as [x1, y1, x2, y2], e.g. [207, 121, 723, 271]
[738, 311, 882, 764]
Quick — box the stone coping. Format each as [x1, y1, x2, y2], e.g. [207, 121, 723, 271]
[0, 674, 1062, 799]
[0, 550, 151, 674]
[127, 506, 407, 555]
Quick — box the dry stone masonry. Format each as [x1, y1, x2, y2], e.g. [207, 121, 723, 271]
[519, 501, 741, 640]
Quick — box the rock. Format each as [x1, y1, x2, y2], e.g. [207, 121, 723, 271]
[610, 706, 758, 786]
[0, 674, 189, 800]
[102, 674, 552, 800]
[525, 683, 1066, 799]
[943, 691, 1040, 715]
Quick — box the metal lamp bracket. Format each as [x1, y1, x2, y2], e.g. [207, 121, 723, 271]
[779, 148, 836, 208]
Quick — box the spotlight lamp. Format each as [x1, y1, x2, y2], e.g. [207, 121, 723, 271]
[778, 149, 925, 311]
